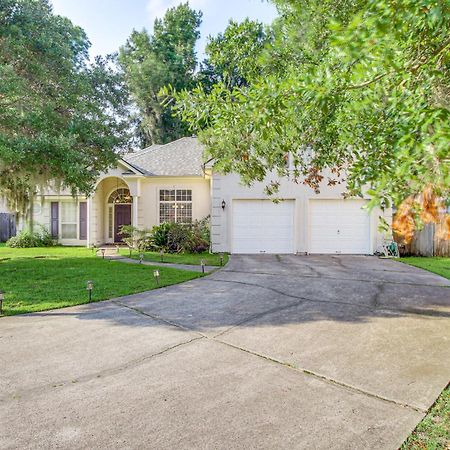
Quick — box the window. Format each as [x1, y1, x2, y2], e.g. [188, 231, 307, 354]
[108, 188, 132, 204]
[159, 189, 192, 223]
[108, 206, 113, 239]
[60, 202, 77, 239]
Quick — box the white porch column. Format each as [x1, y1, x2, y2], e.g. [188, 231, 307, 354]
[133, 196, 139, 228]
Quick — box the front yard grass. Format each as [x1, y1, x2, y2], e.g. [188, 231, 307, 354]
[399, 256, 449, 449]
[119, 249, 229, 266]
[0, 246, 202, 316]
[401, 384, 449, 449]
[400, 257, 450, 280]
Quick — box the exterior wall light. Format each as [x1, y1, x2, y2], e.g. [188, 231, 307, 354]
[154, 269, 160, 286]
[0, 290, 4, 315]
[221, 200, 226, 210]
[86, 281, 93, 302]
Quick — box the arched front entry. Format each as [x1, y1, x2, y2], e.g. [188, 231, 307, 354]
[108, 188, 132, 243]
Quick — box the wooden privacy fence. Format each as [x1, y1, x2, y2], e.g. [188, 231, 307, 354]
[0, 213, 16, 242]
[396, 221, 450, 257]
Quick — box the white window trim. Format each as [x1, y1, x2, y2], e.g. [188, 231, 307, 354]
[159, 188, 193, 224]
[58, 200, 79, 241]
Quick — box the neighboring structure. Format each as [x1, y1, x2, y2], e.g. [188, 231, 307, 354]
[396, 218, 450, 257]
[14, 137, 391, 254]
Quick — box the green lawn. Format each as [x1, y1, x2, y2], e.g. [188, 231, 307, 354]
[119, 249, 229, 266]
[401, 384, 449, 449]
[400, 257, 450, 280]
[399, 257, 449, 449]
[0, 246, 202, 316]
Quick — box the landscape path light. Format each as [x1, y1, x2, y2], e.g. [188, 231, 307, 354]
[154, 269, 160, 286]
[201, 259, 205, 274]
[86, 281, 93, 302]
[101, 248, 106, 259]
[0, 290, 4, 316]
[220, 254, 224, 266]
[160, 250, 164, 262]
[139, 253, 144, 264]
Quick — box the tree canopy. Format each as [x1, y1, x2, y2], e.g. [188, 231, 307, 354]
[0, 0, 131, 216]
[119, 3, 202, 146]
[170, 0, 450, 237]
[198, 19, 270, 90]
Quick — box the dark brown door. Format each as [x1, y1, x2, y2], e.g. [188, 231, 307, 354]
[114, 204, 131, 242]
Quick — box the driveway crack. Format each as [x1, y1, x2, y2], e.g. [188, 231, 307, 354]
[218, 269, 450, 289]
[213, 339, 427, 414]
[1, 336, 204, 403]
[112, 300, 208, 338]
[207, 278, 450, 321]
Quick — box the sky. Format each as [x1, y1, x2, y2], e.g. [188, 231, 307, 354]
[50, 0, 279, 61]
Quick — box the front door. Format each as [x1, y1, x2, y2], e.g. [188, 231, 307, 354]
[114, 204, 132, 242]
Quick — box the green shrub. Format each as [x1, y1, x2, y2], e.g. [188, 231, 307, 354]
[165, 217, 210, 254]
[151, 222, 172, 249]
[119, 225, 151, 252]
[183, 217, 210, 253]
[122, 217, 211, 254]
[6, 226, 55, 248]
[167, 223, 192, 253]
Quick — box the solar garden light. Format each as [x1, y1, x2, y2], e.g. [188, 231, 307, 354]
[153, 269, 160, 286]
[0, 290, 4, 316]
[101, 248, 106, 259]
[160, 250, 164, 262]
[201, 259, 206, 274]
[86, 281, 93, 302]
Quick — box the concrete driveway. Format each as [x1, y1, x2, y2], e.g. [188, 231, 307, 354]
[1, 255, 449, 449]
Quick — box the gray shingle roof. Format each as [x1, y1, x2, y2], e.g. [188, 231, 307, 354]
[123, 137, 205, 177]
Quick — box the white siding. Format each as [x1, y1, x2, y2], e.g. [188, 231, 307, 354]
[211, 171, 391, 255]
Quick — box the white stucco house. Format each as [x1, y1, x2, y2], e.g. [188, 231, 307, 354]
[14, 137, 391, 254]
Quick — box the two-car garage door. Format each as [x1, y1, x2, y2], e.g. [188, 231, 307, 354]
[231, 198, 371, 254]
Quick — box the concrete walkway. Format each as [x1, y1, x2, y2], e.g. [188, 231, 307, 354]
[1, 255, 449, 449]
[106, 255, 217, 273]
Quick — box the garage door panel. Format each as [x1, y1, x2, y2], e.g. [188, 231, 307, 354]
[232, 200, 294, 254]
[310, 199, 370, 254]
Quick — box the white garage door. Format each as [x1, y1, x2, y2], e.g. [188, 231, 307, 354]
[232, 200, 294, 254]
[309, 199, 370, 254]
